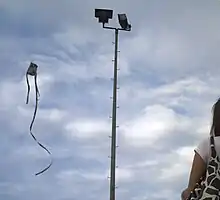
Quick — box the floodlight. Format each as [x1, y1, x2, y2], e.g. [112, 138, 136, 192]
[118, 13, 131, 30]
[95, 9, 113, 24]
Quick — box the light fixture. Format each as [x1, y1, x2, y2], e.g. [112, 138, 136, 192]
[95, 8, 113, 24]
[118, 13, 131, 31]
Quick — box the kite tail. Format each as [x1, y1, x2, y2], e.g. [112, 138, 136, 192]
[26, 65, 53, 176]
[26, 73, 30, 104]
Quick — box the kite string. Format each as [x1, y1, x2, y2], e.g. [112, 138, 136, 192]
[27, 72, 53, 176]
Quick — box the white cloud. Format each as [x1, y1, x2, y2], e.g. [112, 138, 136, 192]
[122, 28, 191, 70]
[149, 189, 178, 200]
[18, 106, 67, 122]
[158, 146, 195, 182]
[119, 76, 218, 106]
[57, 169, 106, 182]
[65, 119, 110, 139]
[0, 73, 54, 109]
[116, 168, 133, 182]
[176, 146, 196, 163]
[53, 28, 97, 47]
[12, 145, 45, 160]
[125, 160, 158, 169]
[121, 104, 190, 147]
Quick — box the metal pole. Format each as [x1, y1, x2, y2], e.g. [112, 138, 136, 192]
[109, 28, 119, 200]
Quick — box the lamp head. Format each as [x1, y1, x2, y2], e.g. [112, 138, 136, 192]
[118, 13, 131, 31]
[95, 9, 113, 24]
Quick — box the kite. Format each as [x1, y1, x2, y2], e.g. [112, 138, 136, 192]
[26, 62, 53, 176]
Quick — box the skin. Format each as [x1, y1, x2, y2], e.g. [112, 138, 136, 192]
[181, 151, 206, 200]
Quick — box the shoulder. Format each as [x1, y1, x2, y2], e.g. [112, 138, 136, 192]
[194, 137, 209, 163]
[198, 137, 209, 147]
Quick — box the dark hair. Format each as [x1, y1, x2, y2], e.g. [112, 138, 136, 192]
[212, 99, 220, 136]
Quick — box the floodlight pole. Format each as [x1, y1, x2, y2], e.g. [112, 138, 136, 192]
[101, 24, 119, 200]
[110, 27, 118, 200]
[101, 22, 130, 200]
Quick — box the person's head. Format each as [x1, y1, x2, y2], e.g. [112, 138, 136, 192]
[212, 99, 220, 136]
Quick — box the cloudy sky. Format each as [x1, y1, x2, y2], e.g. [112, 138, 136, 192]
[1, 0, 220, 199]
